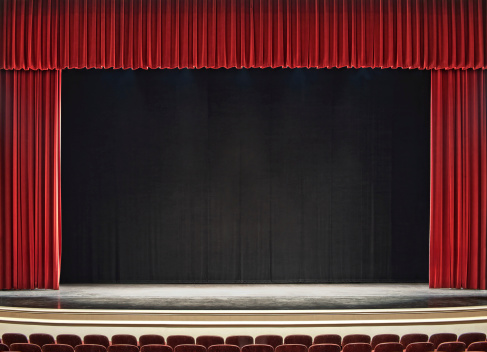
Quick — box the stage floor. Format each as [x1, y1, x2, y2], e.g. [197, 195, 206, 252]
[1, 283, 487, 310]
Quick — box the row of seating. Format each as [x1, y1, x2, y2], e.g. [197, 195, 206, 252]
[2, 341, 487, 352]
[1, 333, 486, 351]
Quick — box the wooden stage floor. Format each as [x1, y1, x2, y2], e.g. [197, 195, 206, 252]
[1, 283, 487, 310]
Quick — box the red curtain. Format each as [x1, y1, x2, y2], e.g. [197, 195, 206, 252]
[430, 69, 487, 289]
[0, 69, 62, 290]
[1, 0, 487, 289]
[1, 0, 486, 70]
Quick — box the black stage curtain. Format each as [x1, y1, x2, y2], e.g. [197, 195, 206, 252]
[61, 68, 430, 283]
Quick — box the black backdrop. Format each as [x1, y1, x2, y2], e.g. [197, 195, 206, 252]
[61, 68, 430, 283]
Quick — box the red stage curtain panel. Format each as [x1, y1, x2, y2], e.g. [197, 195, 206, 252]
[0, 70, 62, 289]
[1, 0, 486, 70]
[430, 69, 487, 289]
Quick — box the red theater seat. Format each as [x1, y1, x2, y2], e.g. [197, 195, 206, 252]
[309, 344, 341, 352]
[242, 345, 275, 352]
[196, 337, 224, 349]
[342, 343, 372, 352]
[405, 342, 435, 352]
[225, 336, 253, 348]
[467, 342, 487, 352]
[343, 336, 371, 347]
[255, 336, 283, 349]
[458, 334, 487, 348]
[429, 335, 457, 349]
[107, 345, 139, 352]
[140, 346, 172, 352]
[275, 344, 308, 352]
[30, 334, 56, 347]
[437, 343, 466, 352]
[371, 335, 400, 349]
[373, 343, 403, 352]
[167, 337, 195, 349]
[285, 335, 313, 347]
[75, 345, 107, 352]
[0, 344, 9, 352]
[3, 334, 29, 347]
[11, 343, 42, 352]
[174, 345, 206, 352]
[139, 336, 166, 347]
[42, 344, 75, 352]
[208, 345, 240, 352]
[57, 335, 83, 349]
[313, 336, 342, 346]
[84, 336, 110, 349]
[111, 336, 138, 347]
[400, 335, 429, 349]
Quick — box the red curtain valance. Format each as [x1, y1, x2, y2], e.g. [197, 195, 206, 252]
[1, 0, 486, 70]
[0, 69, 62, 289]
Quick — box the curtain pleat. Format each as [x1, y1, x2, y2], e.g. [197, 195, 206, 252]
[1, 0, 486, 70]
[430, 69, 487, 289]
[0, 69, 61, 289]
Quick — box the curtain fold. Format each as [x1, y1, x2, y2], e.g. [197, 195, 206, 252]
[1, 0, 486, 70]
[0, 69, 62, 289]
[430, 69, 487, 289]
